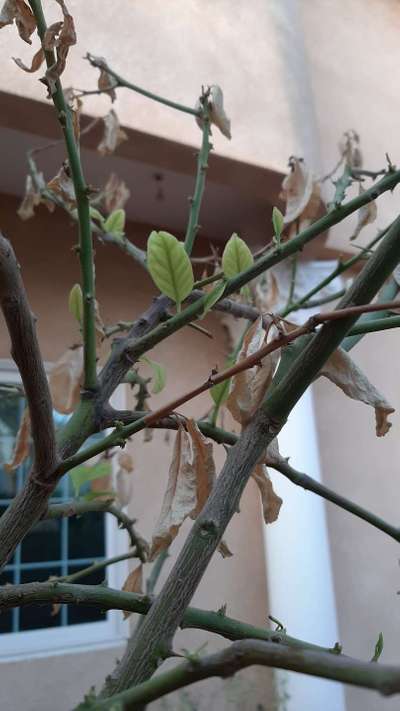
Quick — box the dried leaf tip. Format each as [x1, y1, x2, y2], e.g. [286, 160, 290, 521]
[0, 0, 36, 44]
[196, 85, 231, 140]
[279, 156, 322, 232]
[97, 110, 128, 156]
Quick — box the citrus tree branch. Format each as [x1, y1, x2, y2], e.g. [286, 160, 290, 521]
[44, 500, 148, 560]
[79, 640, 400, 709]
[102, 213, 400, 695]
[29, 0, 98, 391]
[0, 581, 342, 655]
[60, 298, 400, 472]
[184, 97, 211, 253]
[85, 54, 200, 117]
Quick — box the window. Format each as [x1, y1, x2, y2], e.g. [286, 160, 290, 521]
[0, 362, 128, 660]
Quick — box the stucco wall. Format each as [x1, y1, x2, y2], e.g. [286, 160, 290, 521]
[0, 197, 273, 710]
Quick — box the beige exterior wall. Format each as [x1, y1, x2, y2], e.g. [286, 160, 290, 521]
[0, 198, 273, 710]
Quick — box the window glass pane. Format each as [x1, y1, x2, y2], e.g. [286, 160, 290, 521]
[0, 387, 109, 635]
[67, 568, 107, 626]
[19, 567, 62, 631]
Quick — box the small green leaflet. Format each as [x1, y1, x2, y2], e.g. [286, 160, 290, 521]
[68, 283, 83, 325]
[140, 355, 167, 394]
[104, 209, 126, 239]
[89, 207, 105, 224]
[69, 460, 112, 498]
[147, 230, 194, 311]
[371, 632, 384, 662]
[201, 280, 226, 318]
[272, 206, 284, 238]
[221, 233, 254, 279]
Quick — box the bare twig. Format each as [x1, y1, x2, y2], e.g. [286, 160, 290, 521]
[44, 500, 148, 561]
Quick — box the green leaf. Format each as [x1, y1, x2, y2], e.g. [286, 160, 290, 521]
[68, 283, 83, 325]
[201, 280, 227, 318]
[371, 632, 384, 662]
[140, 355, 167, 394]
[272, 206, 284, 238]
[147, 230, 194, 310]
[69, 460, 112, 498]
[89, 207, 105, 224]
[221, 233, 254, 279]
[104, 209, 126, 237]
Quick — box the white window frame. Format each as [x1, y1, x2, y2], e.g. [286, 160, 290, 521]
[0, 359, 129, 661]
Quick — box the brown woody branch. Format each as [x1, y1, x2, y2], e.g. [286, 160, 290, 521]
[86, 639, 400, 709]
[0, 234, 58, 476]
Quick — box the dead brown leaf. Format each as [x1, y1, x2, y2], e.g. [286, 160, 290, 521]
[186, 418, 216, 518]
[252, 462, 282, 524]
[339, 130, 362, 169]
[49, 346, 83, 414]
[319, 347, 394, 436]
[0, 0, 36, 44]
[218, 540, 233, 558]
[42, 0, 76, 95]
[97, 110, 128, 156]
[47, 162, 76, 206]
[350, 184, 377, 241]
[279, 157, 322, 234]
[103, 173, 130, 213]
[13, 46, 44, 73]
[227, 317, 279, 426]
[17, 174, 42, 220]
[5, 407, 30, 472]
[149, 425, 197, 560]
[122, 563, 143, 618]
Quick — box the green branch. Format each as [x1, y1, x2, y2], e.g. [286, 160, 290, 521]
[78, 639, 400, 709]
[280, 225, 389, 318]
[184, 99, 211, 254]
[0, 581, 339, 655]
[29, 0, 98, 391]
[85, 54, 199, 117]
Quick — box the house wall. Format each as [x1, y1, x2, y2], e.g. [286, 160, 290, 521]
[0, 196, 273, 710]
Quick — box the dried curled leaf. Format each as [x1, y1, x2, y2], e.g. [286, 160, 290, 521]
[350, 184, 377, 241]
[218, 540, 233, 558]
[149, 425, 196, 560]
[17, 173, 43, 220]
[49, 346, 83, 414]
[63, 87, 82, 141]
[5, 408, 30, 472]
[279, 157, 322, 232]
[252, 461, 282, 524]
[47, 162, 76, 206]
[339, 130, 363, 169]
[103, 173, 130, 213]
[113, 452, 134, 507]
[196, 85, 231, 139]
[0, 0, 36, 44]
[122, 564, 143, 619]
[13, 46, 44, 73]
[186, 418, 216, 518]
[149, 420, 216, 560]
[43, 0, 76, 95]
[227, 317, 279, 426]
[319, 347, 394, 436]
[97, 110, 127, 156]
